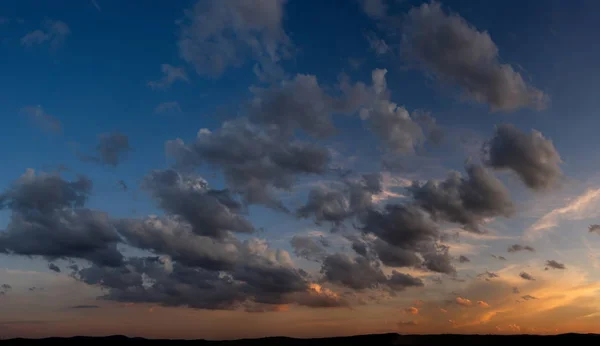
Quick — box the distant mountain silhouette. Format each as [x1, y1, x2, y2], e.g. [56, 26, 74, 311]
[2, 333, 600, 345]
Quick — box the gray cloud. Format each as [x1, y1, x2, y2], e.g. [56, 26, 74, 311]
[478, 271, 499, 279]
[484, 124, 562, 190]
[178, 0, 291, 78]
[117, 180, 128, 191]
[519, 271, 535, 281]
[589, 224, 600, 234]
[401, 2, 548, 112]
[409, 164, 514, 232]
[359, 0, 387, 19]
[48, 263, 61, 273]
[20, 106, 63, 134]
[522, 295, 537, 301]
[507, 244, 535, 253]
[545, 260, 566, 270]
[166, 118, 330, 210]
[141, 169, 255, 239]
[0, 169, 123, 267]
[147, 64, 189, 89]
[80, 132, 132, 167]
[458, 255, 470, 263]
[321, 253, 423, 291]
[290, 235, 328, 262]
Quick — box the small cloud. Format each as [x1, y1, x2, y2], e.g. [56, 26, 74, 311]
[154, 101, 182, 114]
[48, 263, 60, 273]
[20, 106, 62, 134]
[1, 284, 11, 290]
[398, 320, 418, 327]
[117, 180, 128, 191]
[512, 287, 520, 294]
[507, 244, 535, 253]
[519, 272, 535, 281]
[440, 308, 448, 313]
[458, 255, 470, 263]
[507, 323, 521, 332]
[477, 300, 490, 308]
[545, 259, 566, 270]
[521, 295, 537, 301]
[147, 64, 189, 90]
[478, 271, 499, 279]
[21, 19, 70, 48]
[491, 254, 507, 261]
[71, 305, 100, 309]
[589, 224, 600, 234]
[405, 307, 419, 315]
[455, 297, 472, 307]
[91, 0, 101, 11]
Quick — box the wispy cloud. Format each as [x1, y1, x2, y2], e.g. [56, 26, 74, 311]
[20, 105, 62, 134]
[525, 188, 600, 240]
[21, 19, 70, 49]
[154, 101, 182, 114]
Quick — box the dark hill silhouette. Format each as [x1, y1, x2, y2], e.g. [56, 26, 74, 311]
[2, 333, 600, 346]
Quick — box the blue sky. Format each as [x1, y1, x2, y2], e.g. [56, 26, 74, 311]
[1, 0, 600, 339]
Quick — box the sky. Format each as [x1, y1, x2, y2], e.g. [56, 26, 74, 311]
[1, 0, 600, 340]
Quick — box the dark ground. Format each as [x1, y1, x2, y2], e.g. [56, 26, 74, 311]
[1, 334, 600, 345]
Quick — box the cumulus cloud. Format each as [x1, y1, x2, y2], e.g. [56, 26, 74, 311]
[79, 132, 132, 167]
[177, 0, 291, 78]
[401, 2, 548, 112]
[21, 19, 70, 48]
[290, 235, 328, 261]
[519, 272, 535, 281]
[409, 164, 514, 232]
[507, 244, 535, 253]
[0, 169, 123, 267]
[147, 64, 189, 89]
[484, 124, 562, 190]
[545, 260, 566, 270]
[20, 106, 63, 134]
[166, 118, 330, 210]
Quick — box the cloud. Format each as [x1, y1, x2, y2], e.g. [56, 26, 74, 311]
[545, 260, 566, 270]
[359, 0, 387, 19]
[512, 287, 520, 294]
[166, 118, 330, 210]
[484, 124, 562, 190]
[366, 32, 389, 56]
[526, 188, 600, 239]
[147, 64, 189, 89]
[177, 0, 292, 78]
[79, 132, 132, 167]
[70, 305, 100, 309]
[290, 235, 327, 261]
[519, 272, 535, 281]
[401, 2, 548, 112]
[20, 106, 63, 134]
[48, 263, 61, 273]
[0, 169, 123, 267]
[507, 244, 535, 253]
[456, 297, 472, 306]
[406, 306, 419, 314]
[589, 224, 600, 234]
[117, 180, 128, 191]
[154, 101, 182, 114]
[458, 255, 470, 263]
[409, 164, 514, 232]
[140, 169, 255, 239]
[478, 271, 499, 280]
[521, 295, 537, 301]
[477, 300, 490, 308]
[91, 0, 101, 11]
[21, 19, 70, 48]
[320, 253, 423, 291]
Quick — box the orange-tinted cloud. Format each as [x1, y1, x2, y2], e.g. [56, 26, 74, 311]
[477, 301, 490, 308]
[455, 297, 472, 306]
[405, 307, 419, 315]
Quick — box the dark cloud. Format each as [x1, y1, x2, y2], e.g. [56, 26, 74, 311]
[166, 118, 330, 210]
[519, 272, 535, 281]
[458, 255, 470, 263]
[522, 295, 537, 301]
[178, 0, 291, 79]
[401, 2, 548, 112]
[491, 254, 507, 261]
[290, 235, 328, 261]
[478, 271, 499, 279]
[320, 253, 423, 291]
[117, 180, 128, 191]
[512, 287, 520, 294]
[589, 224, 600, 234]
[507, 244, 535, 253]
[545, 260, 566, 270]
[0, 170, 123, 267]
[421, 244, 456, 275]
[1, 284, 11, 290]
[141, 169, 255, 239]
[370, 239, 422, 268]
[409, 164, 514, 232]
[48, 263, 61, 273]
[80, 132, 132, 167]
[484, 124, 562, 190]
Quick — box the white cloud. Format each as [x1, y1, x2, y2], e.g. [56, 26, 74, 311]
[524, 188, 600, 240]
[21, 19, 70, 48]
[147, 64, 189, 90]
